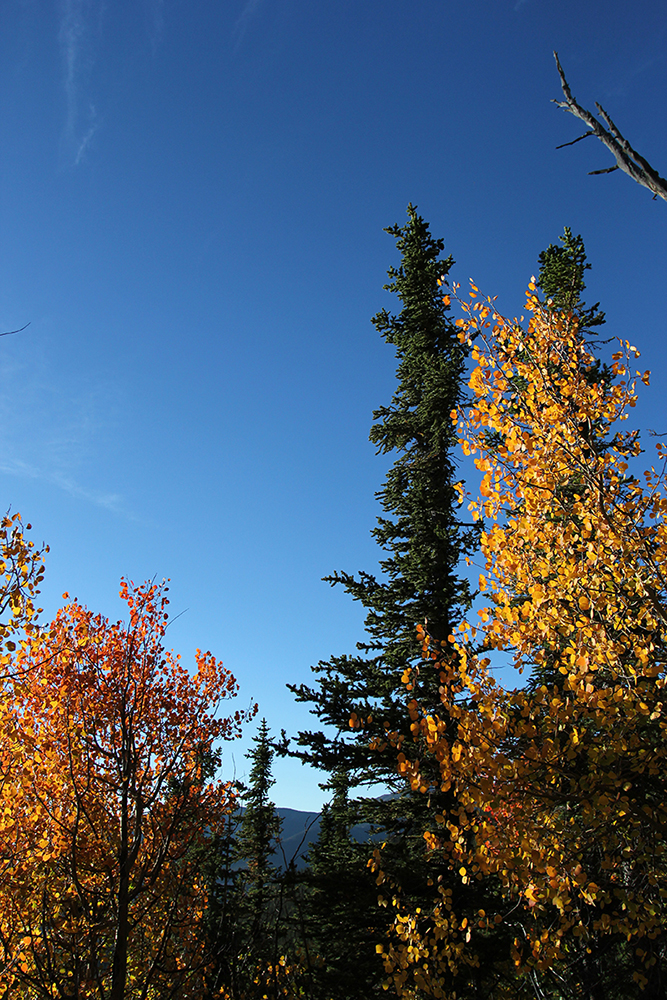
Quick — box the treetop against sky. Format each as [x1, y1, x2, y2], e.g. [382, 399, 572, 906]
[0, 0, 664, 810]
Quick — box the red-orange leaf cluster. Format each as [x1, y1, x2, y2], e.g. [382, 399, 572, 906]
[0, 578, 254, 999]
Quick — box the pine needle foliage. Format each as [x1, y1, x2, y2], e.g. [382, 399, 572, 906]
[284, 206, 480, 998]
[287, 204, 475, 790]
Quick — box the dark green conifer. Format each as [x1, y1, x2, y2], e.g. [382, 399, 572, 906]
[526, 231, 665, 1000]
[288, 204, 475, 792]
[305, 771, 383, 1000]
[288, 219, 628, 1000]
[527, 226, 610, 701]
[235, 717, 283, 933]
[205, 721, 290, 1000]
[536, 226, 605, 333]
[285, 206, 484, 998]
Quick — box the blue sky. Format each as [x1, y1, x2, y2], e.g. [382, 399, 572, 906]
[1, 0, 665, 811]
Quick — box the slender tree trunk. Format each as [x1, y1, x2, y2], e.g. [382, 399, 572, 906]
[110, 770, 130, 1000]
[110, 880, 129, 1000]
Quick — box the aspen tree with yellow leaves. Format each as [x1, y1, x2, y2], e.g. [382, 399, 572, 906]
[377, 235, 667, 998]
[0, 579, 253, 1000]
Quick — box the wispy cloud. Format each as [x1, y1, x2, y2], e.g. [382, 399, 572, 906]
[57, 0, 167, 159]
[233, 0, 265, 50]
[0, 346, 142, 523]
[58, 0, 101, 165]
[0, 457, 125, 514]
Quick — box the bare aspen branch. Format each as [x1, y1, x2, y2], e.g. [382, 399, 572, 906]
[553, 51, 667, 203]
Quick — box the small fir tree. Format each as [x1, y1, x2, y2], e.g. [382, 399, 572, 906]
[236, 718, 283, 934]
[206, 721, 300, 1000]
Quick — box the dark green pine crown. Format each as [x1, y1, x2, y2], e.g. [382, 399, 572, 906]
[288, 204, 475, 787]
[365, 204, 474, 656]
[537, 226, 605, 334]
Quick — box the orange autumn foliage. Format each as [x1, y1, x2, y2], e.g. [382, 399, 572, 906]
[0, 578, 253, 1000]
[378, 283, 667, 995]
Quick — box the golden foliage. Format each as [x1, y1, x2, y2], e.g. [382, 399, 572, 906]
[0, 512, 46, 657]
[379, 283, 667, 995]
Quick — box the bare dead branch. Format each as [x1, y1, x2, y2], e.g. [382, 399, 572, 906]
[555, 131, 596, 149]
[553, 51, 667, 203]
[0, 323, 30, 338]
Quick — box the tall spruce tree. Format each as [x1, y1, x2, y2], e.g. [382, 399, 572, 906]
[285, 206, 481, 997]
[288, 219, 628, 1000]
[288, 204, 474, 792]
[528, 226, 608, 702]
[526, 232, 662, 1000]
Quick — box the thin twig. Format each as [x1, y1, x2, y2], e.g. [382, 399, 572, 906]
[0, 323, 30, 338]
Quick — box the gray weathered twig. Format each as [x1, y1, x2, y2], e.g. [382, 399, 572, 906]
[553, 51, 667, 203]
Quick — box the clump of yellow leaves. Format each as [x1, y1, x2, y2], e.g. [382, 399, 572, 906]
[0, 512, 46, 658]
[381, 282, 667, 995]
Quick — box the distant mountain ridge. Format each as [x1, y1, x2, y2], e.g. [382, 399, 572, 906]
[232, 807, 373, 869]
